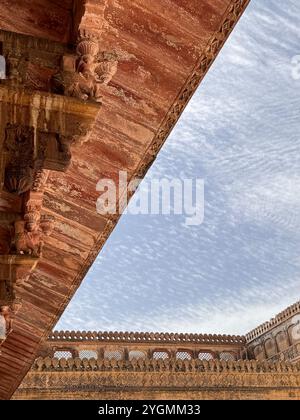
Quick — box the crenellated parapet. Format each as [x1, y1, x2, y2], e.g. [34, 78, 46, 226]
[48, 330, 246, 345]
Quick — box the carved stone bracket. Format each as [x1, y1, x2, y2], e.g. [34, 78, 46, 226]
[3, 124, 72, 195]
[4, 124, 35, 195]
[52, 31, 118, 103]
[0, 192, 53, 347]
[15, 196, 55, 258]
[0, 29, 118, 104]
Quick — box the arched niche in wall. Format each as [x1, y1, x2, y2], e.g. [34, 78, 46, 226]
[288, 322, 300, 344]
[264, 338, 277, 359]
[275, 331, 290, 352]
[253, 344, 265, 361]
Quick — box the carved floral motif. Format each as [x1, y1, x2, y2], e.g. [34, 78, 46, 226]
[4, 124, 35, 195]
[4, 124, 73, 196]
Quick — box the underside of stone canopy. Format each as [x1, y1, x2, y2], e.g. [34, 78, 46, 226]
[0, 0, 250, 399]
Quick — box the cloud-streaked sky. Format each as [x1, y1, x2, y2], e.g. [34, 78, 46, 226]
[57, 0, 300, 335]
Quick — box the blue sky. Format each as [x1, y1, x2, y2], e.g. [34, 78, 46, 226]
[57, 0, 300, 335]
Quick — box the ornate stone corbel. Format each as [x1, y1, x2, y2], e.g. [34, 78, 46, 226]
[0, 165, 54, 313]
[4, 124, 35, 195]
[0, 201, 53, 347]
[13, 216, 54, 258]
[3, 124, 74, 195]
[0, 183, 54, 262]
[52, 31, 118, 103]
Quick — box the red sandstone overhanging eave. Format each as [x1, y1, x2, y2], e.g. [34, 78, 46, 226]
[0, 0, 74, 43]
[0, 0, 251, 399]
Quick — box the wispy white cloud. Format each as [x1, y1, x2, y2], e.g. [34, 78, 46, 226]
[57, 0, 300, 334]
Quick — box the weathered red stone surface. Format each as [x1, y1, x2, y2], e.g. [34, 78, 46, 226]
[0, 0, 250, 399]
[0, 0, 73, 43]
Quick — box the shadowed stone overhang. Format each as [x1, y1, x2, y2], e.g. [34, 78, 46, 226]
[0, 0, 250, 399]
